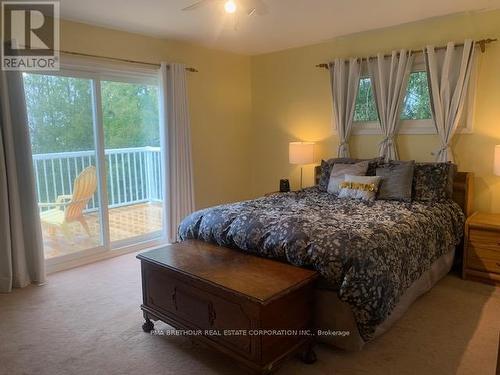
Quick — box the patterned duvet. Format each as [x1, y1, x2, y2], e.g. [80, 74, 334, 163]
[178, 188, 465, 341]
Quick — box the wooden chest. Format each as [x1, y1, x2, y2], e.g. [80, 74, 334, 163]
[137, 240, 318, 374]
[463, 212, 500, 285]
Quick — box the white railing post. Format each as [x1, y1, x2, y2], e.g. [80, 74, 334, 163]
[145, 149, 153, 201]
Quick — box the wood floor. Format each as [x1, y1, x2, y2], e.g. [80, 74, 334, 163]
[41, 203, 163, 259]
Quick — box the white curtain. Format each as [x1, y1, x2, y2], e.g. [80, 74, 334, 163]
[424, 40, 476, 162]
[0, 70, 45, 293]
[159, 63, 195, 243]
[329, 58, 361, 157]
[368, 50, 414, 161]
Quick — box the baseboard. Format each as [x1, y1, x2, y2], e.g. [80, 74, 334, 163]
[46, 240, 168, 274]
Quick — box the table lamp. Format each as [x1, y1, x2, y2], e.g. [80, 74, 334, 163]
[289, 142, 315, 189]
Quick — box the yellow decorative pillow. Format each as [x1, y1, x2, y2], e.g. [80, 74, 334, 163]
[338, 175, 382, 201]
[338, 181, 378, 192]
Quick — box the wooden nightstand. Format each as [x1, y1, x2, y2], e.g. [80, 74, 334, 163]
[497, 333, 500, 375]
[463, 212, 500, 285]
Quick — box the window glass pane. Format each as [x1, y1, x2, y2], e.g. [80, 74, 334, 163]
[353, 72, 432, 123]
[353, 78, 378, 122]
[400, 72, 432, 120]
[102, 81, 160, 148]
[100, 80, 163, 244]
[23, 73, 103, 259]
[25, 74, 95, 154]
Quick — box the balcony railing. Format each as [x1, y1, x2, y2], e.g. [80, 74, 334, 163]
[33, 146, 163, 211]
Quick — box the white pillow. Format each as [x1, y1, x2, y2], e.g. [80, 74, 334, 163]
[338, 175, 382, 201]
[327, 161, 369, 194]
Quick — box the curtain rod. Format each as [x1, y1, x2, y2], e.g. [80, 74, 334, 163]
[57, 50, 199, 72]
[315, 38, 497, 70]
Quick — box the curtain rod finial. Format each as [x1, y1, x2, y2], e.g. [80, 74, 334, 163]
[316, 63, 329, 70]
[479, 40, 486, 53]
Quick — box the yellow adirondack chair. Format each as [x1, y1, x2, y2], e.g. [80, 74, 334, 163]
[39, 166, 98, 240]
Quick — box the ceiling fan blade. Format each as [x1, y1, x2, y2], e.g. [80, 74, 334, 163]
[182, 0, 210, 11]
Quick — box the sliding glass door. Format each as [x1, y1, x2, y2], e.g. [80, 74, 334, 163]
[23, 67, 164, 262]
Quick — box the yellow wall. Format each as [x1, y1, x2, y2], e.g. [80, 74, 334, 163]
[59, 11, 500, 213]
[250, 10, 500, 213]
[59, 19, 253, 209]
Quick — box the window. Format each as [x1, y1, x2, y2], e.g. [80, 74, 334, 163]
[337, 54, 477, 135]
[353, 72, 434, 134]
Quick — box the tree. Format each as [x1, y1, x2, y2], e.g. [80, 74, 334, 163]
[354, 78, 378, 122]
[23, 74, 160, 154]
[353, 72, 432, 123]
[401, 72, 432, 120]
[101, 81, 159, 149]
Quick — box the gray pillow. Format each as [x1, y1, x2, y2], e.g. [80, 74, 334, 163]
[318, 158, 359, 191]
[318, 157, 384, 191]
[327, 161, 370, 194]
[376, 161, 415, 202]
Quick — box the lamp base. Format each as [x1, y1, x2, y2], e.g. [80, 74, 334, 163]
[300, 166, 303, 190]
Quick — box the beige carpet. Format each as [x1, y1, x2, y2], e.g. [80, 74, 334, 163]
[0, 252, 499, 375]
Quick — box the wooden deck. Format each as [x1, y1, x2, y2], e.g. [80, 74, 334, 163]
[42, 203, 163, 259]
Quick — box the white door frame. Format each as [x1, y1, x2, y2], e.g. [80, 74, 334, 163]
[25, 62, 167, 271]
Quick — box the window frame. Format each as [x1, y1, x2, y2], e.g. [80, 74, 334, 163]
[24, 55, 167, 273]
[347, 55, 476, 135]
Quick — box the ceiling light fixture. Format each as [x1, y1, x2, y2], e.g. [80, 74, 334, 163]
[182, 0, 268, 17]
[224, 0, 237, 13]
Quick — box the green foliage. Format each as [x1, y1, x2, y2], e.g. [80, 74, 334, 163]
[354, 78, 378, 122]
[400, 72, 432, 120]
[23, 74, 160, 154]
[353, 72, 432, 123]
[24, 74, 94, 154]
[101, 81, 159, 148]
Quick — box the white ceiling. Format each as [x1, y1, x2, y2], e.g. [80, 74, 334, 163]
[60, 0, 500, 55]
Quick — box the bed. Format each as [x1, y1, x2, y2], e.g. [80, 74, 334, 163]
[178, 168, 473, 350]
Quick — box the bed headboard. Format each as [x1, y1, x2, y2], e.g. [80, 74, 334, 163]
[314, 166, 322, 186]
[452, 172, 474, 218]
[313, 165, 474, 217]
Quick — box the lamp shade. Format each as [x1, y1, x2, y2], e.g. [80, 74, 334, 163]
[289, 142, 314, 165]
[495, 145, 500, 176]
